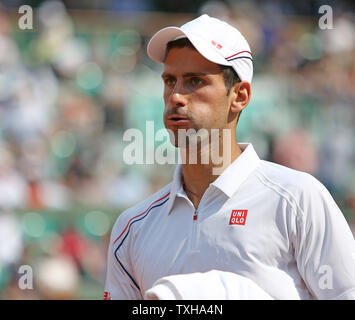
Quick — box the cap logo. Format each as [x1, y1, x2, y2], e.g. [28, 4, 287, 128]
[229, 210, 248, 225]
[211, 40, 222, 49]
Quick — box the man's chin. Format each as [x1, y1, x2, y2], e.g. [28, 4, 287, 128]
[167, 130, 181, 148]
[166, 128, 207, 149]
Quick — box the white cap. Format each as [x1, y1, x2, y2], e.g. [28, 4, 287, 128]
[147, 14, 253, 83]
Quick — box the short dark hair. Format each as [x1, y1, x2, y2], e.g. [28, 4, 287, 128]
[165, 37, 241, 95]
[165, 37, 243, 122]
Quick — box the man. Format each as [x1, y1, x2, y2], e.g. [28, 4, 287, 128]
[104, 14, 355, 300]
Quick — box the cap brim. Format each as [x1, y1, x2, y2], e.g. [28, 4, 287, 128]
[147, 27, 186, 63]
[147, 27, 230, 67]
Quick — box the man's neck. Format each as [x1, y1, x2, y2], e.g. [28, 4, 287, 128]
[180, 140, 242, 209]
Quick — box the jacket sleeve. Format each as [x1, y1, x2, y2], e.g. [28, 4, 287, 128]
[104, 212, 143, 300]
[294, 175, 355, 299]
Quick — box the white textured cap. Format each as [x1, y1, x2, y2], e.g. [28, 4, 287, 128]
[147, 14, 253, 83]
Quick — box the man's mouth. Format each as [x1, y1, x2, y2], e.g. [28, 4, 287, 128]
[167, 114, 188, 121]
[166, 114, 190, 128]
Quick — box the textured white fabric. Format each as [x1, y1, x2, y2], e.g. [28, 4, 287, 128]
[105, 143, 355, 300]
[144, 270, 274, 300]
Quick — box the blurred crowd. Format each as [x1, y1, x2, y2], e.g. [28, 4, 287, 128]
[0, 0, 354, 299]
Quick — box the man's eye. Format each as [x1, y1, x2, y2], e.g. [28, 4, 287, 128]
[190, 78, 204, 86]
[164, 78, 175, 87]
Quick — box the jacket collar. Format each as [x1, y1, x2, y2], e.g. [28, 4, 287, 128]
[166, 143, 260, 215]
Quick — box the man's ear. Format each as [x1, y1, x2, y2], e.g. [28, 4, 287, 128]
[230, 81, 251, 114]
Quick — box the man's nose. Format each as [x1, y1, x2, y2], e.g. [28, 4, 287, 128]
[170, 92, 187, 108]
[169, 85, 188, 108]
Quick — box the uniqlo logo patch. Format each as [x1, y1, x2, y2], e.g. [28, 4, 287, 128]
[104, 291, 111, 300]
[229, 210, 248, 225]
[211, 40, 223, 49]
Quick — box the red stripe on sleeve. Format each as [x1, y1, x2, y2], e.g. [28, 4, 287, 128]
[113, 192, 170, 245]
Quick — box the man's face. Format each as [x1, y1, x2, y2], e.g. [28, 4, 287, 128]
[162, 47, 233, 147]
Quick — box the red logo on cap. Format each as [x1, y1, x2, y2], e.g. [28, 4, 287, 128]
[211, 40, 222, 49]
[229, 210, 248, 225]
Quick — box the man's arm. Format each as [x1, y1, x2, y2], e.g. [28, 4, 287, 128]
[293, 175, 355, 299]
[104, 213, 143, 300]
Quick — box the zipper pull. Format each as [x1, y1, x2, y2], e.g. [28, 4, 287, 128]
[193, 209, 198, 221]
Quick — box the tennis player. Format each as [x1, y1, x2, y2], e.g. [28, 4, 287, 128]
[104, 15, 355, 300]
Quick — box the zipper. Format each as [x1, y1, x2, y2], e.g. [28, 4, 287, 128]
[193, 209, 198, 221]
[190, 209, 199, 250]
